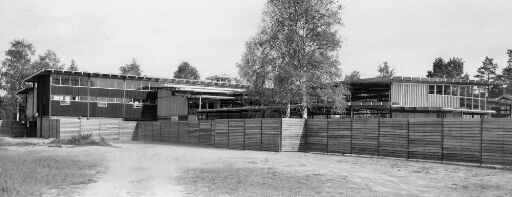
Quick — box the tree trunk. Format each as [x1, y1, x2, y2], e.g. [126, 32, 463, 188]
[285, 102, 291, 118]
[301, 82, 308, 119]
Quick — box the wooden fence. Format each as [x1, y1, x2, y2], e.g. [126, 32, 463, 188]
[58, 118, 137, 142]
[135, 118, 305, 152]
[305, 118, 512, 166]
[0, 120, 27, 137]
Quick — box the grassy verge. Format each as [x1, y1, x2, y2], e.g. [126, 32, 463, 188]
[49, 133, 111, 146]
[0, 150, 101, 197]
[177, 164, 375, 197]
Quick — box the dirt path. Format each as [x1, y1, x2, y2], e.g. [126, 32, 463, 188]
[47, 143, 512, 196]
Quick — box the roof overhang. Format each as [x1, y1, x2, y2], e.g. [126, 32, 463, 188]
[349, 76, 499, 86]
[16, 87, 33, 94]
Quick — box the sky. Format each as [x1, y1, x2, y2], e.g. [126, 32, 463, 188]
[0, 0, 511, 79]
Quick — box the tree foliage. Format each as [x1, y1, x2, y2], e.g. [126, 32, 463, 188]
[0, 40, 36, 120]
[67, 59, 79, 71]
[344, 71, 360, 82]
[498, 50, 512, 95]
[173, 61, 200, 80]
[474, 56, 498, 82]
[31, 50, 65, 71]
[426, 57, 464, 78]
[377, 61, 394, 78]
[119, 58, 142, 76]
[238, 0, 348, 118]
[1, 40, 35, 94]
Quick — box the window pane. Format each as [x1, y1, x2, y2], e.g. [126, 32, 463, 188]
[90, 78, 98, 87]
[142, 81, 150, 90]
[79, 96, 88, 101]
[126, 81, 134, 90]
[51, 95, 60, 100]
[443, 85, 451, 95]
[89, 96, 97, 102]
[115, 98, 123, 103]
[98, 102, 107, 107]
[435, 85, 443, 95]
[451, 86, 459, 96]
[428, 85, 435, 94]
[79, 78, 88, 86]
[107, 79, 116, 89]
[71, 77, 79, 86]
[51, 76, 60, 85]
[472, 86, 479, 97]
[116, 80, 124, 89]
[61, 76, 71, 86]
[99, 79, 108, 88]
[107, 97, 115, 102]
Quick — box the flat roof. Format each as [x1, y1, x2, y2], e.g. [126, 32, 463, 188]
[24, 69, 249, 89]
[16, 87, 33, 94]
[350, 76, 498, 86]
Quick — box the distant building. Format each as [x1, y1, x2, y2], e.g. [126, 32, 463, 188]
[17, 69, 247, 135]
[205, 74, 241, 84]
[346, 77, 499, 118]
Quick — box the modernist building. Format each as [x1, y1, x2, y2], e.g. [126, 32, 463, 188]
[17, 69, 247, 124]
[18, 70, 506, 126]
[346, 77, 498, 118]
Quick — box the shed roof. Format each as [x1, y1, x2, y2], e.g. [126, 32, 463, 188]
[350, 76, 498, 86]
[23, 69, 249, 89]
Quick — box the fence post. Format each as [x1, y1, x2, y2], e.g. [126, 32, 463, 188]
[118, 121, 121, 141]
[243, 119, 246, 150]
[79, 118, 82, 135]
[227, 119, 230, 148]
[350, 118, 353, 155]
[212, 120, 215, 147]
[260, 119, 263, 151]
[187, 121, 190, 144]
[326, 119, 329, 153]
[377, 118, 380, 157]
[480, 118, 483, 165]
[441, 118, 444, 162]
[99, 119, 101, 139]
[406, 118, 410, 160]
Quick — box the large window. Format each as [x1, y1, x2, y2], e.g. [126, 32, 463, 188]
[51, 77, 60, 85]
[443, 85, 451, 95]
[428, 85, 435, 94]
[435, 85, 443, 95]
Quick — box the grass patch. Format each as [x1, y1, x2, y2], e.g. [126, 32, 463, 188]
[50, 133, 111, 146]
[177, 165, 375, 197]
[0, 150, 101, 197]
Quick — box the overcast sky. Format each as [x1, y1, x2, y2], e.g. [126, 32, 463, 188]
[1, 0, 511, 79]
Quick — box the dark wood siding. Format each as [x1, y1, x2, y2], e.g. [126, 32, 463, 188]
[37, 76, 50, 116]
[89, 103, 124, 118]
[52, 86, 88, 96]
[44, 73, 157, 120]
[125, 104, 157, 120]
[51, 101, 88, 117]
[90, 88, 124, 98]
[125, 90, 157, 100]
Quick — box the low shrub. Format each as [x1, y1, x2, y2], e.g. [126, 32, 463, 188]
[50, 133, 111, 146]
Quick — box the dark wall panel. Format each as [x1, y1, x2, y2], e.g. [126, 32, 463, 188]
[89, 103, 124, 118]
[125, 90, 157, 99]
[90, 88, 124, 98]
[50, 101, 88, 117]
[51, 86, 88, 96]
[125, 104, 157, 120]
[37, 76, 50, 116]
